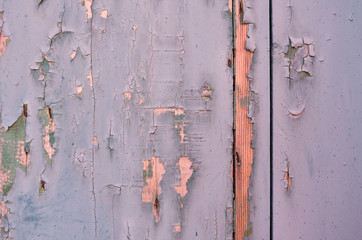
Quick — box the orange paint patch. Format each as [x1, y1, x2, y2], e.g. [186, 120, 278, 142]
[100, 10, 108, 18]
[70, 50, 77, 59]
[174, 157, 193, 198]
[93, 136, 98, 145]
[174, 225, 181, 232]
[85, 0, 93, 19]
[234, 0, 254, 238]
[137, 98, 143, 105]
[142, 156, 165, 223]
[87, 70, 93, 87]
[76, 85, 83, 97]
[123, 91, 131, 100]
[154, 108, 184, 116]
[16, 141, 29, 167]
[0, 30, 9, 57]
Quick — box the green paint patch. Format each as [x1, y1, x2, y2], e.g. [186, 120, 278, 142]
[0, 106, 28, 195]
[285, 39, 298, 59]
[147, 162, 153, 178]
[299, 71, 311, 79]
[38, 106, 56, 164]
[244, 222, 252, 237]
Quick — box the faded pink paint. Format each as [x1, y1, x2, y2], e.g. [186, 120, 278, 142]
[154, 108, 184, 116]
[174, 157, 193, 198]
[85, 0, 93, 19]
[174, 225, 181, 232]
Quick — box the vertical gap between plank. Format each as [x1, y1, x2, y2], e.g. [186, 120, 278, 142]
[269, 0, 274, 239]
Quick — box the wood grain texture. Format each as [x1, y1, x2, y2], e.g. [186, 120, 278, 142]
[234, 0, 254, 239]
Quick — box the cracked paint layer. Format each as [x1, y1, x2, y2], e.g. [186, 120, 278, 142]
[0, 106, 28, 195]
[38, 106, 56, 164]
[142, 156, 165, 223]
[174, 157, 193, 198]
[234, 0, 254, 238]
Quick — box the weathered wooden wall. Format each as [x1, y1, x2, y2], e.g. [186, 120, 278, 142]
[0, 0, 234, 239]
[1, 0, 362, 239]
[272, 0, 362, 239]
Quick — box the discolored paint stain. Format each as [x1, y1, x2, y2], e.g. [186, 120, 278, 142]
[77, 85, 83, 97]
[142, 156, 165, 223]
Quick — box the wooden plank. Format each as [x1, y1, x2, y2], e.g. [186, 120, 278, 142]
[232, 0, 270, 238]
[272, 0, 362, 239]
[0, 0, 234, 239]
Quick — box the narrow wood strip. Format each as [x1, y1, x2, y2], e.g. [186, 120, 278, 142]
[234, 0, 254, 238]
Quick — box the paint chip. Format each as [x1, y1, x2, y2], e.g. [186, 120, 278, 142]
[100, 10, 108, 18]
[76, 85, 83, 97]
[84, 0, 93, 19]
[71, 50, 77, 59]
[174, 225, 181, 232]
[123, 91, 131, 100]
[174, 157, 193, 198]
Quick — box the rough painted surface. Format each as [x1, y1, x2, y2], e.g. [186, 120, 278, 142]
[0, 0, 233, 239]
[273, 0, 362, 239]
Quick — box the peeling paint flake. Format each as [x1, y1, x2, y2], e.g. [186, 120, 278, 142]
[100, 10, 108, 18]
[174, 157, 193, 198]
[142, 156, 165, 223]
